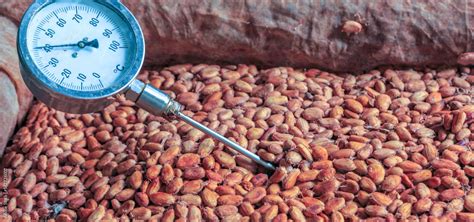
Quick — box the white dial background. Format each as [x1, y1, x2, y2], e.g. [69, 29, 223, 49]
[26, 1, 134, 91]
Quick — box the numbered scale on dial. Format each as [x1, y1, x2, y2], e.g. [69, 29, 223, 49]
[27, 1, 132, 91]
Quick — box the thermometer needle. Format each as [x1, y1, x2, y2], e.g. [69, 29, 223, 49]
[125, 80, 277, 171]
[35, 39, 99, 49]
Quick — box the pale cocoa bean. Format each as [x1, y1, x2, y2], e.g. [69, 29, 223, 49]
[333, 158, 356, 171]
[30, 183, 48, 198]
[87, 205, 105, 222]
[245, 187, 266, 204]
[176, 153, 200, 169]
[65, 131, 84, 144]
[217, 194, 243, 205]
[216, 205, 238, 218]
[465, 194, 474, 213]
[22, 173, 36, 193]
[302, 107, 324, 121]
[213, 151, 236, 169]
[370, 192, 393, 206]
[90, 177, 109, 192]
[265, 95, 288, 106]
[116, 189, 135, 202]
[149, 192, 176, 206]
[15, 160, 32, 177]
[440, 189, 464, 201]
[365, 205, 388, 217]
[198, 138, 215, 157]
[118, 200, 135, 216]
[59, 176, 80, 188]
[94, 185, 110, 202]
[17, 194, 33, 212]
[128, 171, 143, 189]
[180, 194, 202, 206]
[116, 159, 136, 174]
[396, 203, 412, 219]
[368, 162, 385, 184]
[285, 151, 302, 165]
[130, 207, 152, 220]
[181, 179, 204, 194]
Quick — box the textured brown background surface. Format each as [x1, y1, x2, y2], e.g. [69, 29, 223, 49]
[0, 16, 33, 154]
[133, 0, 474, 72]
[0, 73, 19, 152]
[1, 0, 473, 72]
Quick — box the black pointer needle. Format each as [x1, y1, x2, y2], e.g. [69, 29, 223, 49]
[35, 39, 99, 49]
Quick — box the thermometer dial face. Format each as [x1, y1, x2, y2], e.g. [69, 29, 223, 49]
[26, 1, 136, 93]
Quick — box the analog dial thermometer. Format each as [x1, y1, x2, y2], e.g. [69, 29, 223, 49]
[18, 0, 275, 171]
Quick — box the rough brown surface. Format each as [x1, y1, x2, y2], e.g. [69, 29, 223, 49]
[1, 0, 473, 72]
[2, 64, 474, 221]
[0, 73, 19, 152]
[0, 16, 33, 155]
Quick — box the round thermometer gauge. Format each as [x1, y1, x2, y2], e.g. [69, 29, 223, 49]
[18, 0, 144, 114]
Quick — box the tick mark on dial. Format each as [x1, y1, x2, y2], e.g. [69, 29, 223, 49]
[53, 12, 59, 19]
[60, 77, 65, 85]
[38, 27, 45, 31]
[81, 82, 83, 90]
[99, 80, 104, 88]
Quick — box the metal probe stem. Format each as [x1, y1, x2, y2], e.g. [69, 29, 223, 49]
[175, 111, 276, 171]
[125, 80, 276, 171]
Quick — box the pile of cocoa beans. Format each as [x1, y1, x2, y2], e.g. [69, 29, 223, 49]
[2, 64, 474, 221]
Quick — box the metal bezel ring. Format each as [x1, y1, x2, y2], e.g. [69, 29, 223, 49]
[17, 0, 145, 101]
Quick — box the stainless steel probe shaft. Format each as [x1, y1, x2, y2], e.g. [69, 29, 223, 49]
[125, 79, 276, 171]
